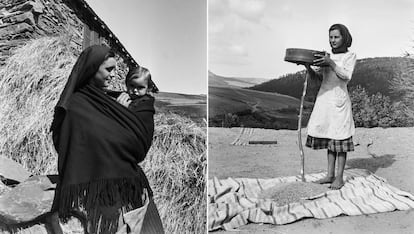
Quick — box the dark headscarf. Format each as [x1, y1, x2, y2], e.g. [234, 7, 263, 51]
[329, 24, 352, 54]
[51, 45, 111, 141]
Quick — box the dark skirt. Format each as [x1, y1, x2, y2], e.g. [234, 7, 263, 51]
[306, 135, 354, 152]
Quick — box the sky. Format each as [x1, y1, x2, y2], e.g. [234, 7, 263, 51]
[85, 0, 207, 95]
[209, 0, 414, 79]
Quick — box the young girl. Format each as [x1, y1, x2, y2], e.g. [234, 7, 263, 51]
[305, 24, 357, 190]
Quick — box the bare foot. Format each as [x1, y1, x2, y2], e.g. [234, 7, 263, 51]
[314, 176, 335, 184]
[330, 177, 345, 190]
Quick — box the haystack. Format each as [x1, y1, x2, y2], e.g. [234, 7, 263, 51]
[0, 36, 75, 175]
[143, 113, 206, 234]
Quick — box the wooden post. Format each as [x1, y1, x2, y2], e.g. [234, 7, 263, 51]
[297, 70, 309, 182]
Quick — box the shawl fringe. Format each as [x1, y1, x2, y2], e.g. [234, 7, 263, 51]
[57, 176, 152, 233]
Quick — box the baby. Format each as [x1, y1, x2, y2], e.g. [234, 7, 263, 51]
[111, 66, 157, 111]
[116, 66, 157, 146]
[126, 66, 156, 99]
[125, 66, 156, 115]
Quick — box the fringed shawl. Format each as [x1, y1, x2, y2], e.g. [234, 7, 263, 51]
[50, 45, 155, 232]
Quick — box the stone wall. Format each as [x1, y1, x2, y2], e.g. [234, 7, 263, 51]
[0, 0, 83, 65]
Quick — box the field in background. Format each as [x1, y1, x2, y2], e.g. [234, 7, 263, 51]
[208, 71, 268, 88]
[208, 83, 312, 129]
[209, 56, 414, 130]
[155, 92, 206, 123]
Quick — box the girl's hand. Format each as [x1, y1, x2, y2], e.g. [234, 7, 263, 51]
[116, 92, 131, 108]
[313, 52, 333, 67]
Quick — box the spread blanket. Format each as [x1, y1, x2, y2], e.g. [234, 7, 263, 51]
[208, 169, 414, 231]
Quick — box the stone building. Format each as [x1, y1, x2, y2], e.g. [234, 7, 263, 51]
[0, 0, 157, 89]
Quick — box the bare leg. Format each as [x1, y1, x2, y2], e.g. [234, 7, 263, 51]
[331, 152, 347, 189]
[314, 150, 336, 184]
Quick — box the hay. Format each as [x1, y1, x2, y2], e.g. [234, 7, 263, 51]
[259, 182, 329, 206]
[0, 36, 76, 175]
[0, 36, 206, 233]
[142, 112, 206, 234]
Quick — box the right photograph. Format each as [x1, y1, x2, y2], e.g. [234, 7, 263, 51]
[208, 0, 414, 233]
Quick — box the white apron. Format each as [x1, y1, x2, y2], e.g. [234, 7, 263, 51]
[307, 51, 357, 140]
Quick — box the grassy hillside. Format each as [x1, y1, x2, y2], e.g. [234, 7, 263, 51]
[209, 71, 268, 88]
[155, 92, 206, 123]
[209, 86, 312, 129]
[249, 57, 414, 102]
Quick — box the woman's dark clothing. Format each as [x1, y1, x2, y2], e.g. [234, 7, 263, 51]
[50, 45, 157, 233]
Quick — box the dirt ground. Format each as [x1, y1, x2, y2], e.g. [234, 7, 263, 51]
[208, 127, 414, 234]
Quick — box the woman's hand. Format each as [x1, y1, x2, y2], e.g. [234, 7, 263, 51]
[313, 52, 334, 67]
[116, 92, 131, 108]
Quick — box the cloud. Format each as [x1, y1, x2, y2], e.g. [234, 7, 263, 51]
[209, 0, 230, 17]
[228, 0, 266, 23]
[210, 41, 248, 58]
[208, 0, 266, 67]
[228, 44, 248, 57]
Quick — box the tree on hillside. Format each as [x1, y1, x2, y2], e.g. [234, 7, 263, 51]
[390, 46, 414, 118]
[350, 85, 413, 127]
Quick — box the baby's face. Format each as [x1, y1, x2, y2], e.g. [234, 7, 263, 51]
[127, 75, 148, 97]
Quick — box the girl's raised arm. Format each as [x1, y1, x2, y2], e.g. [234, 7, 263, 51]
[333, 52, 357, 81]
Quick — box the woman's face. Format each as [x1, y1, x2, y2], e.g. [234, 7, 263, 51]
[329, 29, 343, 49]
[90, 57, 117, 89]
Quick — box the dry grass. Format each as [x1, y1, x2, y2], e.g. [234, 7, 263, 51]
[0, 36, 206, 233]
[0, 36, 75, 175]
[259, 182, 329, 206]
[143, 113, 206, 234]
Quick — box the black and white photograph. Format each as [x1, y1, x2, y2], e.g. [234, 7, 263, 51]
[0, 0, 206, 233]
[2, 0, 414, 233]
[208, 0, 414, 233]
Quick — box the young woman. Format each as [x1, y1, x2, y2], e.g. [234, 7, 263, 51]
[305, 24, 357, 190]
[50, 45, 163, 233]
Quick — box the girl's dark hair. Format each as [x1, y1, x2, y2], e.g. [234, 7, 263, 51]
[126, 66, 158, 93]
[329, 24, 352, 54]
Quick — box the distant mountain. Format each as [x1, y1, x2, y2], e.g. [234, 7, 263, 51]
[249, 57, 414, 102]
[209, 71, 269, 88]
[155, 92, 206, 122]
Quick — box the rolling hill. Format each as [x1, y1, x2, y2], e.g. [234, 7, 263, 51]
[155, 92, 206, 122]
[249, 57, 414, 102]
[209, 73, 312, 129]
[209, 71, 268, 88]
[208, 56, 414, 129]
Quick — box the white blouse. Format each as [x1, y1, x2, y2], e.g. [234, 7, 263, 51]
[306, 51, 357, 140]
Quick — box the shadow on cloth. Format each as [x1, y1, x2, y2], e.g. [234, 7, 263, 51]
[346, 154, 396, 173]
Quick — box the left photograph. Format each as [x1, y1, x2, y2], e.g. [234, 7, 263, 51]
[0, 0, 207, 233]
